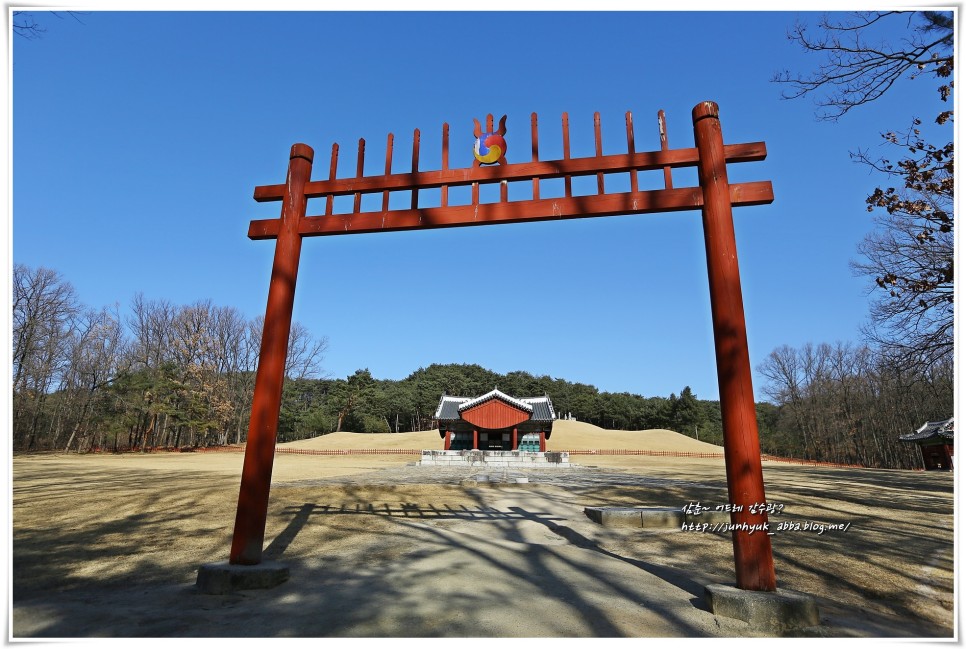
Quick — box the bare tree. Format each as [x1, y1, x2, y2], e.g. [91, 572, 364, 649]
[775, 11, 953, 120]
[248, 316, 329, 381]
[122, 294, 178, 449]
[210, 305, 253, 445]
[12, 264, 79, 449]
[60, 306, 127, 452]
[127, 293, 175, 370]
[13, 265, 76, 391]
[850, 123, 953, 370]
[167, 301, 234, 447]
[286, 321, 329, 381]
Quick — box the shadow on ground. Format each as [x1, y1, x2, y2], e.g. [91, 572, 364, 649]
[11, 456, 955, 638]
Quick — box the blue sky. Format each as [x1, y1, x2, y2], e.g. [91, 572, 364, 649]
[10, 9, 953, 402]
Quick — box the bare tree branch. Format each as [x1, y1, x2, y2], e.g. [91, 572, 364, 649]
[13, 10, 88, 39]
[774, 11, 954, 120]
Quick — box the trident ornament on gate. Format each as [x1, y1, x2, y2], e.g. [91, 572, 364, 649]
[473, 114, 508, 165]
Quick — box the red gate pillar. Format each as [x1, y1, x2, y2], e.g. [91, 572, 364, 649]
[230, 144, 314, 565]
[692, 102, 776, 591]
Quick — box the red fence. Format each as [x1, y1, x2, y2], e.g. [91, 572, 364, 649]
[92, 445, 726, 459]
[137, 446, 423, 456]
[275, 448, 422, 456]
[760, 454, 870, 469]
[562, 449, 724, 458]
[79, 444, 885, 469]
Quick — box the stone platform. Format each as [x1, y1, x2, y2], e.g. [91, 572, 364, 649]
[418, 449, 571, 468]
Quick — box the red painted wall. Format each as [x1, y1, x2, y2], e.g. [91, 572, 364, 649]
[920, 443, 954, 470]
[460, 399, 530, 430]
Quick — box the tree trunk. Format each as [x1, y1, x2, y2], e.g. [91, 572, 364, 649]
[142, 413, 157, 452]
[235, 410, 246, 444]
[64, 422, 80, 453]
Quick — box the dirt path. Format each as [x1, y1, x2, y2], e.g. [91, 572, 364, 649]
[11, 450, 955, 638]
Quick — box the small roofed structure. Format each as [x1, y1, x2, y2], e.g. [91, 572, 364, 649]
[434, 389, 555, 451]
[900, 417, 954, 470]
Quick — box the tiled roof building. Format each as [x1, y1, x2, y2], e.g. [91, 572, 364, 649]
[434, 388, 555, 451]
[900, 417, 953, 470]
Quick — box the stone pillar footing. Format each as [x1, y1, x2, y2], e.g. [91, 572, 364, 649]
[704, 583, 819, 634]
[196, 560, 289, 594]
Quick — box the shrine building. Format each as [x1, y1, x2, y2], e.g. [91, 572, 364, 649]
[434, 389, 555, 451]
[900, 417, 954, 470]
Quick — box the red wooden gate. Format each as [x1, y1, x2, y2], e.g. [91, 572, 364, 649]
[232, 101, 777, 592]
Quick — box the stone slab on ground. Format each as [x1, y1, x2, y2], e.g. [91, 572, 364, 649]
[196, 561, 290, 595]
[459, 472, 532, 486]
[704, 583, 820, 634]
[584, 506, 732, 529]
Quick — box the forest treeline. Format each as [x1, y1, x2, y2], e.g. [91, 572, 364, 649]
[12, 263, 951, 469]
[278, 349, 950, 470]
[756, 342, 951, 468]
[277, 365, 721, 443]
[12, 264, 327, 453]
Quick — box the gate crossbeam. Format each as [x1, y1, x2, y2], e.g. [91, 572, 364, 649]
[249, 182, 773, 239]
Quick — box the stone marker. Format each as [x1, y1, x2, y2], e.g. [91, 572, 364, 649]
[196, 561, 290, 595]
[704, 583, 820, 633]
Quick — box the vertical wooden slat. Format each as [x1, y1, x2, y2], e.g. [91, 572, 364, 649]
[441, 122, 449, 207]
[625, 111, 638, 193]
[562, 112, 572, 198]
[472, 114, 494, 206]
[411, 128, 421, 210]
[659, 109, 673, 189]
[530, 112, 540, 200]
[382, 133, 394, 212]
[594, 111, 604, 194]
[325, 143, 339, 216]
[472, 117, 481, 205]
[353, 138, 365, 213]
[500, 180, 508, 202]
